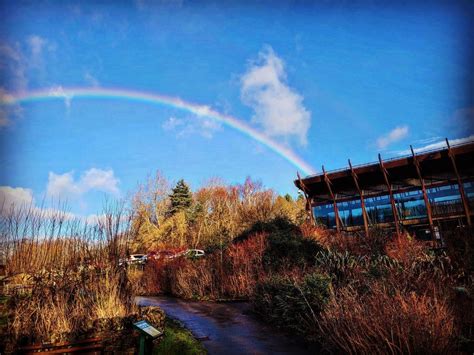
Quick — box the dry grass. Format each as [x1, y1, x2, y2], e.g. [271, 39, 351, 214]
[319, 284, 457, 354]
[0, 203, 139, 345]
[145, 233, 268, 300]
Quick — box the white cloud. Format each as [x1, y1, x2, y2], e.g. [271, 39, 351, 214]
[162, 116, 184, 131]
[47, 168, 120, 199]
[397, 134, 474, 155]
[0, 88, 24, 128]
[376, 125, 409, 149]
[84, 72, 100, 87]
[0, 186, 76, 219]
[240, 46, 311, 145]
[47, 172, 80, 197]
[49, 86, 73, 112]
[27, 35, 46, 57]
[162, 115, 221, 139]
[27, 35, 56, 67]
[0, 186, 34, 210]
[80, 168, 120, 194]
[194, 105, 212, 117]
[0, 42, 27, 92]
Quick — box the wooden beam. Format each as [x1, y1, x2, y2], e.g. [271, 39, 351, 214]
[446, 138, 472, 226]
[322, 165, 341, 232]
[410, 145, 435, 240]
[348, 159, 370, 237]
[297, 171, 315, 224]
[378, 154, 401, 238]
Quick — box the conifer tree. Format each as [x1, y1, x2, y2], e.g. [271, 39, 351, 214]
[168, 179, 193, 215]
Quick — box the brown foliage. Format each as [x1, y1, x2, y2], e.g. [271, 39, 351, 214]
[1, 204, 138, 345]
[319, 284, 457, 354]
[143, 233, 268, 300]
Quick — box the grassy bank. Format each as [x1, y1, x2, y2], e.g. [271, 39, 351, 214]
[153, 317, 206, 355]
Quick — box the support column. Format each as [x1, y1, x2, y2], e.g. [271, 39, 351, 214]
[322, 166, 341, 232]
[446, 138, 471, 226]
[410, 146, 435, 239]
[378, 154, 401, 238]
[348, 159, 369, 237]
[297, 171, 315, 224]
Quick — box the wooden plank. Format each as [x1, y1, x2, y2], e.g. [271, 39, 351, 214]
[322, 165, 341, 232]
[23, 344, 103, 354]
[410, 145, 435, 241]
[348, 159, 370, 237]
[379, 154, 401, 238]
[19, 338, 103, 354]
[297, 171, 315, 223]
[446, 138, 472, 226]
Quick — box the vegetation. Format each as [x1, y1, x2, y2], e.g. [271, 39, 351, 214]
[1, 172, 473, 354]
[0, 203, 141, 351]
[254, 272, 331, 339]
[153, 318, 206, 355]
[127, 174, 473, 353]
[130, 174, 306, 251]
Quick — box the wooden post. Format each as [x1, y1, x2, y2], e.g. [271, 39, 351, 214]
[297, 171, 315, 224]
[322, 165, 341, 232]
[446, 138, 471, 226]
[410, 145, 435, 240]
[348, 159, 370, 237]
[378, 154, 401, 238]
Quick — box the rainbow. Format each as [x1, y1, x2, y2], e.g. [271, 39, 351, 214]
[0, 87, 317, 175]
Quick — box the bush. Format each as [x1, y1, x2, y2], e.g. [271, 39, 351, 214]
[253, 272, 331, 339]
[236, 218, 322, 270]
[147, 233, 268, 300]
[319, 285, 457, 354]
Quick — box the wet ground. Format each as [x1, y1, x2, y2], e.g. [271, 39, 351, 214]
[136, 296, 313, 355]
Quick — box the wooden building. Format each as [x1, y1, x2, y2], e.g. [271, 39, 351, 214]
[295, 139, 474, 239]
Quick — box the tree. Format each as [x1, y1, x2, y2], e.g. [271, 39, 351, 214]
[168, 179, 193, 215]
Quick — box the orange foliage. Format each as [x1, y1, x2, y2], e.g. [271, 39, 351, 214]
[319, 284, 457, 354]
[141, 233, 268, 300]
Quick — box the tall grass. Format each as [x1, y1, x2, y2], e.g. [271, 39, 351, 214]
[0, 202, 138, 345]
[319, 285, 456, 354]
[142, 233, 268, 300]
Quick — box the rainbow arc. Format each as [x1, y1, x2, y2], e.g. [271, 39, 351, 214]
[0, 87, 316, 175]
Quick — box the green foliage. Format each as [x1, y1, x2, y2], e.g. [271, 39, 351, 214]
[235, 218, 322, 270]
[258, 218, 322, 270]
[153, 318, 206, 355]
[169, 179, 193, 215]
[315, 250, 367, 285]
[253, 273, 331, 337]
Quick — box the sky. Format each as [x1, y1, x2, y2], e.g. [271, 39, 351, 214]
[0, 0, 473, 219]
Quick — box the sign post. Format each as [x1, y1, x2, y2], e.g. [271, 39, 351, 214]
[133, 320, 163, 355]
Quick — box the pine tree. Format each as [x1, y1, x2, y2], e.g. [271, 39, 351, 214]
[168, 179, 193, 215]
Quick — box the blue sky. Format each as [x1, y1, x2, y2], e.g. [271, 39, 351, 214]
[1, 0, 473, 218]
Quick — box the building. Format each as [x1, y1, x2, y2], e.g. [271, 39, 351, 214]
[295, 139, 474, 239]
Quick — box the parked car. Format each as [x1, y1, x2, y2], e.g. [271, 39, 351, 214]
[129, 254, 147, 265]
[184, 249, 205, 258]
[119, 254, 147, 266]
[147, 249, 205, 260]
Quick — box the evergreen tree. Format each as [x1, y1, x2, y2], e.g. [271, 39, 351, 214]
[168, 179, 193, 215]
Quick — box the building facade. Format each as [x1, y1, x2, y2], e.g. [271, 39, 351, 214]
[295, 140, 473, 239]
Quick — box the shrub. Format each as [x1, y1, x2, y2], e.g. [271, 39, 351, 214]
[236, 217, 322, 270]
[150, 233, 268, 300]
[319, 285, 457, 354]
[9, 268, 137, 345]
[253, 273, 331, 339]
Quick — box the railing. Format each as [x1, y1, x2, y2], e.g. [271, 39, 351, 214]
[304, 139, 474, 179]
[431, 199, 465, 217]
